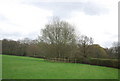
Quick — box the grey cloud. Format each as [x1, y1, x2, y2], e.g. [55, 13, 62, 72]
[110, 34, 118, 39]
[101, 34, 118, 48]
[0, 30, 39, 40]
[25, 32, 39, 39]
[0, 32, 22, 40]
[0, 14, 20, 27]
[25, 2, 109, 18]
[104, 32, 118, 39]
[0, 14, 8, 21]
[102, 41, 113, 48]
[82, 2, 108, 15]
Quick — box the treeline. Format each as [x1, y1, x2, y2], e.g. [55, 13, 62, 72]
[2, 38, 119, 59]
[2, 18, 119, 68]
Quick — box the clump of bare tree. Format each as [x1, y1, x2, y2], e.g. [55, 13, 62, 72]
[38, 17, 77, 60]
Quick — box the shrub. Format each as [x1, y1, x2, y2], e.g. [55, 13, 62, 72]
[89, 58, 119, 69]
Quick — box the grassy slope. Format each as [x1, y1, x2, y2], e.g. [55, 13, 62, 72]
[2, 55, 118, 79]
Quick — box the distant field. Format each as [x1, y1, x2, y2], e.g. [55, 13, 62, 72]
[2, 55, 118, 79]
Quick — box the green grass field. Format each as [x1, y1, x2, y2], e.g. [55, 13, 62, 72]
[2, 55, 118, 79]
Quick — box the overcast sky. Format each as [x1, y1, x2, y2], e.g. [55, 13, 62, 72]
[0, 0, 119, 48]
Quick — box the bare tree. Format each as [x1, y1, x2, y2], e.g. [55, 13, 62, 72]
[112, 42, 120, 54]
[38, 17, 76, 58]
[111, 42, 120, 58]
[78, 35, 94, 58]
